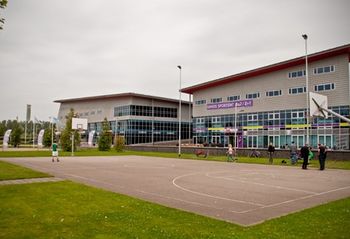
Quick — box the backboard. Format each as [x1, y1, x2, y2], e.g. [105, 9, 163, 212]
[72, 118, 88, 130]
[309, 92, 328, 118]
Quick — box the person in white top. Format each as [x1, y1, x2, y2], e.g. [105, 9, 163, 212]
[227, 144, 236, 162]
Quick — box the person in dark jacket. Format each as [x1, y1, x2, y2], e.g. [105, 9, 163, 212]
[318, 143, 327, 170]
[300, 143, 309, 170]
[268, 143, 275, 164]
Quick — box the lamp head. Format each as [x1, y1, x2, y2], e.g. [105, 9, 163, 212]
[302, 34, 308, 40]
[177, 65, 182, 69]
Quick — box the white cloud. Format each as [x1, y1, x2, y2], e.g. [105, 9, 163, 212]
[0, 0, 349, 120]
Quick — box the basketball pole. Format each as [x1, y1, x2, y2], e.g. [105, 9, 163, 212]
[71, 132, 74, 156]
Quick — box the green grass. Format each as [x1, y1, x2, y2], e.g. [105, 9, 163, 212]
[0, 160, 51, 181]
[0, 181, 349, 239]
[1, 148, 350, 170]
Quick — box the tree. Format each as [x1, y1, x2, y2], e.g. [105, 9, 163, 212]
[114, 135, 125, 152]
[10, 120, 23, 147]
[0, 0, 8, 30]
[98, 118, 112, 151]
[0, 120, 5, 137]
[43, 124, 56, 147]
[60, 109, 80, 151]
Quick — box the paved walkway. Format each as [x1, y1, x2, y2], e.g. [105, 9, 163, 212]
[0, 177, 64, 185]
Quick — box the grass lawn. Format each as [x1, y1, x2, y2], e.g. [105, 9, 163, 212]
[1, 148, 350, 170]
[0, 181, 349, 239]
[0, 160, 51, 181]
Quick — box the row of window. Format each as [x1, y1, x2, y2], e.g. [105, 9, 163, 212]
[315, 83, 335, 92]
[114, 105, 177, 118]
[198, 83, 335, 104]
[288, 65, 335, 78]
[196, 110, 306, 124]
[194, 106, 349, 127]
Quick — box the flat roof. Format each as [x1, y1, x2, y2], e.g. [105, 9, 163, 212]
[54, 92, 190, 104]
[181, 43, 350, 94]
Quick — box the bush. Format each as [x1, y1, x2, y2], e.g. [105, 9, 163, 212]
[114, 135, 125, 152]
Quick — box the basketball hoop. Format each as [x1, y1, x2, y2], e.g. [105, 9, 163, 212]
[309, 92, 328, 118]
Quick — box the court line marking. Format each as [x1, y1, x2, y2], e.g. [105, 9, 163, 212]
[234, 185, 350, 214]
[205, 171, 318, 195]
[172, 172, 266, 207]
[135, 189, 226, 211]
[173, 170, 350, 214]
[123, 164, 166, 169]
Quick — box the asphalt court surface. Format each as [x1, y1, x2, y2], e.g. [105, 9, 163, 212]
[2, 156, 350, 226]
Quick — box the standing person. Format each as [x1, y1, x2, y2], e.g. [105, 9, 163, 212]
[300, 143, 309, 170]
[227, 144, 235, 162]
[290, 141, 298, 165]
[268, 143, 275, 164]
[52, 142, 59, 162]
[318, 143, 327, 170]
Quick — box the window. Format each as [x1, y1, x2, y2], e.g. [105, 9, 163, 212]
[212, 117, 221, 123]
[313, 65, 335, 75]
[266, 90, 282, 97]
[196, 118, 205, 124]
[268, 113, 280, 119]
[195, 99, 206, 105]
[292, 111, 304, 119]
[314, 83, 335, 92]
[288, 70, 306, 78]
[211, 97, 222, 103]
[247, 114, 258, 121]
[227, 95, 240, 101]
[246, 92, 260, 99]
[289, 86, 306, 94]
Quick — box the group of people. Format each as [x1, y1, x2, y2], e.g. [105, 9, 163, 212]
[269, 141, 328, 170]
[299, 142, 328, 170]
[241, 141, 328, 170]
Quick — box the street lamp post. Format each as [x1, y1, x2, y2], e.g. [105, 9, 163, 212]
[234, 103, 237, 150]
[302, 34, 310, 145]
[177, 65, 182, 157]
[188, 94, 191, 144]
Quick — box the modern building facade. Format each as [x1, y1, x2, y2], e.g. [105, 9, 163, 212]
[55, 93, 192, 145]
[182, 44, 350, 149]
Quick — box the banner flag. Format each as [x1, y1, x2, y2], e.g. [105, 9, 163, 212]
[37, 129, 45, 147]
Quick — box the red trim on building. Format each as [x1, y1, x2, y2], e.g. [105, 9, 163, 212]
[54, 92, 190, 104]
[181, 44, 350, 94]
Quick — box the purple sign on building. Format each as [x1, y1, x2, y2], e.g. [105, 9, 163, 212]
[207, 100, 253, 110]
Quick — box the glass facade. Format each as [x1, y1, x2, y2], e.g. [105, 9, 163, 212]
[89, 104, 191, 145]
[114, 105, 177, 118]
[193, 105, 350, 149]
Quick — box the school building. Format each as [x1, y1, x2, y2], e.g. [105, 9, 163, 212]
[181, 44, 350, 150]
[55, 93, 192, 145]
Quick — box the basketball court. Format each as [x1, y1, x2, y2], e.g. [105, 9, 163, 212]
[3, 155, 350, 226]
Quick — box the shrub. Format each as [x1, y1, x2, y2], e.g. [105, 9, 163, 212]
[114, 135, 125, 152]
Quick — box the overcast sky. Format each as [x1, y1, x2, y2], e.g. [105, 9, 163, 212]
[0, 0, 349, 121]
